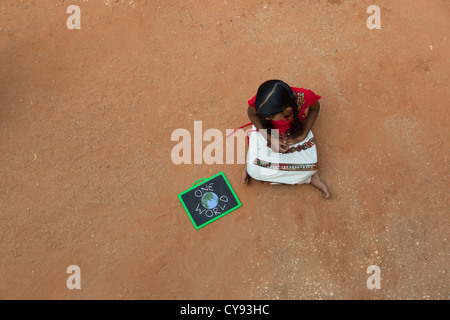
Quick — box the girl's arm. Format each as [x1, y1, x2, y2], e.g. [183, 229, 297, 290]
[286, 101, 320, 145]
[247, 106, 265, 131]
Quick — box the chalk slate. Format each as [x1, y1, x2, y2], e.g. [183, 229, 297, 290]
[178, 172, 241, 229]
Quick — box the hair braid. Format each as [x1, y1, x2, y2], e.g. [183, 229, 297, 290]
[289, 96, 302, 138]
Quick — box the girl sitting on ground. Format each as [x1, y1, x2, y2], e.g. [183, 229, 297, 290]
[242, 79, 330, 199]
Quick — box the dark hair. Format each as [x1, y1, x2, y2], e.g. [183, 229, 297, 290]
[254, 80, 302, 137]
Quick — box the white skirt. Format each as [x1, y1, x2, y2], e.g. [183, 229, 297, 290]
[246, 126, 318, 185]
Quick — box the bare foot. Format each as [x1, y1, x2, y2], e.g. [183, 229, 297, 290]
[242, 167, 250, 185]
[310, 173, 330, 199]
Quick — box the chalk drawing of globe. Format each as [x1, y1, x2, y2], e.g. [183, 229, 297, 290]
[201, 192, 219, 209]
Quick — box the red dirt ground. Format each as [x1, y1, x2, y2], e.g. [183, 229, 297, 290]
[0, 0, 448, 300]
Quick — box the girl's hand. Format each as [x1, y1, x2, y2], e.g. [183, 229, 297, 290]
[267, 136, 289, 153]
[285, 133, 306, 146]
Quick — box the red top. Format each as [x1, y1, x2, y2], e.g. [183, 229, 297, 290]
[248, 87, 321, 134]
